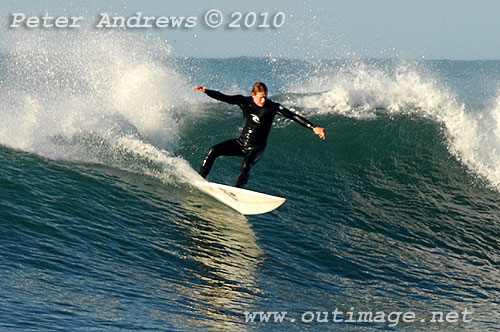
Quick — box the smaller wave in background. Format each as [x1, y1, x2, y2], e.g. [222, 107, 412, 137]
[281, 60, 500, 192]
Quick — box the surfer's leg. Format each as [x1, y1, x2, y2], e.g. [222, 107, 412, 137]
[235, 147, 265, 188]
[199, 139, 244, 178]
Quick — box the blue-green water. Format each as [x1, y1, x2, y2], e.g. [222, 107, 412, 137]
[1, 33, 500, 331]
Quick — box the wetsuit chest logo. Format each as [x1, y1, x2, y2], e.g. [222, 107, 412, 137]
[251, 114, 261, 123]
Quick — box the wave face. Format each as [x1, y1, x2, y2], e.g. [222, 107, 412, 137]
[1, 35, 500, 331]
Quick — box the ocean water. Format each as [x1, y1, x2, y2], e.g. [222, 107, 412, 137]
[1, 32, 500, 331]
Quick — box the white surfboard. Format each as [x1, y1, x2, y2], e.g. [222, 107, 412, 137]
[193, 181, 286, 215]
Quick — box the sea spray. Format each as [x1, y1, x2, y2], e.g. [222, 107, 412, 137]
[0, 30, 202, 183]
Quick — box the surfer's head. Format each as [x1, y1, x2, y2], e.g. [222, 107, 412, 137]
[251, 82, 267, 107]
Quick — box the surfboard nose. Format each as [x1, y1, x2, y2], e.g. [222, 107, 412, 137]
[193, 181, 286, 215]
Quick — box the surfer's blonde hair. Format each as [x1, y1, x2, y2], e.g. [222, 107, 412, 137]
[251, 82, 268, 95]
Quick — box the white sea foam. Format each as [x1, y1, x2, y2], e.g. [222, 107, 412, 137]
[451, 91, 500, 191]
[291, 61, 457, 119]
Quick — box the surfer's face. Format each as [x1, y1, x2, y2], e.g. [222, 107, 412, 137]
[252, 91, 267, 107]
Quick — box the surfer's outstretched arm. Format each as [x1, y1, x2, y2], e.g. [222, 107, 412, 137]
[192, 86, 244, 105]
[277, 105, 326, 140]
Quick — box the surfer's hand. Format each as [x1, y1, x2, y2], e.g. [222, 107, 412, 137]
[192, 86, 206, 93]
[313, 127, 326, 140]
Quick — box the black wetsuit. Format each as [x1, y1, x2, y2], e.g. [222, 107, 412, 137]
[199, 89, 316, 188]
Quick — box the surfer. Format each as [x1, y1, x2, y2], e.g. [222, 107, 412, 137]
[193, 82, 325, 188]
